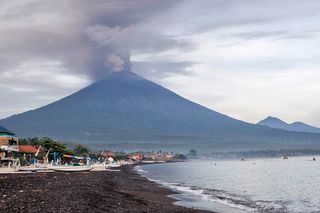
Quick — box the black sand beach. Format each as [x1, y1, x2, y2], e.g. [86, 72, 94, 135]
[0, 167, 213, 213]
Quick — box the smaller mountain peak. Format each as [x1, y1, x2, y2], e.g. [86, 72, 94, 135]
[257, 116, 288, 126]
[291, 121, 305, 125]
[262, 116, 283, 122]
[266, 116, 278, 119]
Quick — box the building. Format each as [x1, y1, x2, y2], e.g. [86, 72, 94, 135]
[101, 150, 115, 158]
[0, 126, 19, 166]
[0, 127, 42, 166]
[18, 145, 38, 154]
[0, 126, 19, 152]
[128, 153, 144, 161]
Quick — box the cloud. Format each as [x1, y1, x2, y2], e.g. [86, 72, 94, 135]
[1, 0, 320, 127]
[0, 0, 194, 119]
[0, 0, 189, 80]
[0, 59, 89, 119]
[132, 60, 196, 79]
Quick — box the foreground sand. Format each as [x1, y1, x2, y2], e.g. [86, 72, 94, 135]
[0, 166, 213, 213]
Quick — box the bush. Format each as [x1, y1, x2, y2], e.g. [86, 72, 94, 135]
[174, 154, 187, 160]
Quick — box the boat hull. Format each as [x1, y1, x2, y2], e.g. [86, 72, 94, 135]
[50, 166, 93, 172]
[17, 167, 39, 172]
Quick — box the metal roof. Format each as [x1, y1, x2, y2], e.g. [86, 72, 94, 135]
[0, 126, 15, 135]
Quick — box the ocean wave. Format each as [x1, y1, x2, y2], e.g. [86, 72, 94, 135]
[146, 178, 288, 213]
[133, 166, 148, 173]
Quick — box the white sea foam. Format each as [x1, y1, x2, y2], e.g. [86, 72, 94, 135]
[138, 159, 307, 212]
[147, 178, 257, 212]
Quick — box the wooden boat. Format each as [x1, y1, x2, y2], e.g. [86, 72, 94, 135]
[106, 163, 121, 168]
[91, 163, 107, 171]
[50, 166, 93, 172]
[142, 160, 156, 164]
[17, 167, 39, 172]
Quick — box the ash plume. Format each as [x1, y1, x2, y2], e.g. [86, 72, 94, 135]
[0, 0, 188, 81]
[105, 53, 131, 72]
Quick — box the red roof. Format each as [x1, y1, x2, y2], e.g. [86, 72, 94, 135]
[19, 145, 38, 154]
[101, 151, 115, 158]
[128, 153, 144, 160]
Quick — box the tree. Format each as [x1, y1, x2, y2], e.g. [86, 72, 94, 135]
[73, 144, 89, 156]
[174, 153, 187, 160]
[18, 137, 41, 146]
[39, 137, 67, 153]
[18, 138, 29, 145]
[114, 151, 128, 161]
[188, 149, 197, 156]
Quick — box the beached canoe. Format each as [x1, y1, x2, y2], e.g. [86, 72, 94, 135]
[17, 167, 39, 172]
[106, 163, 121, 168]
[50, 166, 93, 172]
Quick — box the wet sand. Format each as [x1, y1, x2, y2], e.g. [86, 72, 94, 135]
[0, 166, 213, 213]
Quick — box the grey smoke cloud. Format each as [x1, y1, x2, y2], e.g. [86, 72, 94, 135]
[0, 0, 188, 80]
[133, 60, 196, 79]
[105, 53, 131, 73]
[1, 0, 320, 127]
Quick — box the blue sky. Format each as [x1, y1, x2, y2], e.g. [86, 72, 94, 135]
[0, 0, 320, 126]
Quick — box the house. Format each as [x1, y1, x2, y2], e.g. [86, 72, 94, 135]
[0, 126, 19, 165]
[16, 145, 40, 164]
[101, 150, 115, 158]
[128, 153, 144, 161]
[0, 126, 19, 151]
[18, 145, 38, 154]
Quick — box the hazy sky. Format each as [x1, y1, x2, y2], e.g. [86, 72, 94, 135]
[1, 0, 320, 126]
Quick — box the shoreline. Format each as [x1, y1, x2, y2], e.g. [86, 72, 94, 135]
[0, 165, 213, 213]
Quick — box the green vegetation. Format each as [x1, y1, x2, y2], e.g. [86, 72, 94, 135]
[19, 137, 41, 146]
[18, 137, 102, 159]
[19, 137, 74, 155]
[18, 157, 27, 166]
[188, 149, 197, 156]
[113, 151, 128, 161]
[40, 137, 69, 153]
[73, 144, 89, 156]
[174, 153, 187, 160]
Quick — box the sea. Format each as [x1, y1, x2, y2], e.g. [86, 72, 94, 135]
[135, 156, 320, 213]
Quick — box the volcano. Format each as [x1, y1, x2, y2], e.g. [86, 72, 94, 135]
[1, 71, 320, 151]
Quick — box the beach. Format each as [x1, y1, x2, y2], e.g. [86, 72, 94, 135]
[0, 166, 212, 213]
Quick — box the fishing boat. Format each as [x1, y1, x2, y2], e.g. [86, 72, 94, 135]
[16, 166, 40, 172]
[106, 163, 121, 168]
[142, 160, 156, 164]
[91, 163, 107, 171]
[50, 166, 93, 172]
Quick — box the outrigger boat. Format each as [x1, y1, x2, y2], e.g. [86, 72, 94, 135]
[49, 165, 93, 172]
[106, 163, 121, 169]
[16, 166, 40, 172]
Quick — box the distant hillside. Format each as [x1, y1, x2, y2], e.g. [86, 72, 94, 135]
[1, 71, 320, 152]
[257, 116, 320, 134]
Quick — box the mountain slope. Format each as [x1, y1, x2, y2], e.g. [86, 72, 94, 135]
[258, 116, 320, 134]
[0, 71, 253, 138]
[1, 71, 320, 151]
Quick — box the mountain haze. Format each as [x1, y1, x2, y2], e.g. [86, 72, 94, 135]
[1, 71, 320, 152]
[258, 116, 320, 134]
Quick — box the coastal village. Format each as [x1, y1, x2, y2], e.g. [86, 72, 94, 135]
[0, 125, 199, 213]
[0, 125, 186, 173]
